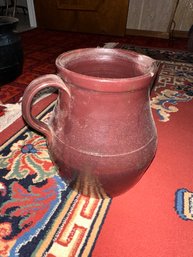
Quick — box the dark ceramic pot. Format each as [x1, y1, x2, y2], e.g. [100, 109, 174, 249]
[0, 16, 23, 85]
[22, 48, 158, 197]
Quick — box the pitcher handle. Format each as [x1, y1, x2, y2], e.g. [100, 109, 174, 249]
[22, 74, 71, 144]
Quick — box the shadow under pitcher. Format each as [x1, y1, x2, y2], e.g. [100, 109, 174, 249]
[22, 48, 158, 198]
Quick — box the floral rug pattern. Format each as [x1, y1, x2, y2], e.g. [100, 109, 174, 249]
[151, 62, 193, 122]
[0, 107, 111, 257]
[1, 39, 193, 255]
[107, 43, 193, 122]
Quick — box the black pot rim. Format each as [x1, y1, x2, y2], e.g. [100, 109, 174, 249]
[0, 16, 19, 32]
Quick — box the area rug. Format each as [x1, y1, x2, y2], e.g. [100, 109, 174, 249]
[0, 99, 111, 257]
[91, 49, 193, 257]
[1, 58, 193, 257]
[1, 30, 193, 256]
[104, 42, 193, 64]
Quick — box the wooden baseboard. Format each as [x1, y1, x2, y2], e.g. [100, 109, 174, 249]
[172, 30, 188, 38]
[126, 29, 169, 39]
[126, 29, 189, 39]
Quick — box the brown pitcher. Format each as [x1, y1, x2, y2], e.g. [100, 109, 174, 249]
[22, 48, 158, 197]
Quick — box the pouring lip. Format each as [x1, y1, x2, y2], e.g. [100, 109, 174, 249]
[56, 48, 158, 92]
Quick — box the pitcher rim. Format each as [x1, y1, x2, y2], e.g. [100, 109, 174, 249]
[55, 48, 158, 92]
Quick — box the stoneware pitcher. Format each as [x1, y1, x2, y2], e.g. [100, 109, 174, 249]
[22, 48, 158, 197]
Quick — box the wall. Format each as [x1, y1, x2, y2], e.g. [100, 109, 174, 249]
[127, 0, 177, 32]
[174, 0, 193, 31]
[126, 0, 193, 36]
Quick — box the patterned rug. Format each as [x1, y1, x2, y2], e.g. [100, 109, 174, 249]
[1, 31, 193, 256]
[105, 42, 193, 64]
[0, 59, 193, 257]
[151, 62, 193, 122]
[0, 101, 111, 257]
[92, 44, 193, 257]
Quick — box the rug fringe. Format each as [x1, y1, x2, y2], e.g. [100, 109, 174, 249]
[0, 102, 22, 132]
[103, 42, 119, 48]
[0, 90, 55, 132]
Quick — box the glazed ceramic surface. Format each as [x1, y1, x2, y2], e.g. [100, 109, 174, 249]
[22, 48, 158, 197]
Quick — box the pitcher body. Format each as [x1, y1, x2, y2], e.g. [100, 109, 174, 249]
[22, 48, 158, 197]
